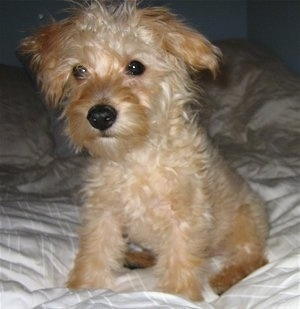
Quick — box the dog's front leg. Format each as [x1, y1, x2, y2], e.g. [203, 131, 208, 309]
[155, 221, 207, 301]
[67, 210, 125, 290]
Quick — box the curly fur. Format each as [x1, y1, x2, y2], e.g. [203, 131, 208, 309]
[19, 0, 268, 301]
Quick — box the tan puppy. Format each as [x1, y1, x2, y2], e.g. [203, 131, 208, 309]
[19, 1, 268, 301]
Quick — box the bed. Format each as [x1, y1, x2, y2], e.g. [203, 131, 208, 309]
[1, 39, 299, 308]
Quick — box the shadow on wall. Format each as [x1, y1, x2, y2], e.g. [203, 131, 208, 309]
[248, 0, 300, 76]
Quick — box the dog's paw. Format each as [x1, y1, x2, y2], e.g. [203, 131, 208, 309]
[159, 274, 203, 301]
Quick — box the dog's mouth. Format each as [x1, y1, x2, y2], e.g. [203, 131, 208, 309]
[100, 131, 114, 138]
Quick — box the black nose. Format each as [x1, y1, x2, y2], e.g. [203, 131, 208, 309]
[87, 104, 117, 131]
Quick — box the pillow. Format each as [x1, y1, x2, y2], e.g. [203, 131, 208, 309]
[200, 39, 300, 158]
[0, 64, 54, 167]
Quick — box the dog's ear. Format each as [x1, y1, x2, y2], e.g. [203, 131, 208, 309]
[140, 8, 221, 76]
[18, 21, 72, 107]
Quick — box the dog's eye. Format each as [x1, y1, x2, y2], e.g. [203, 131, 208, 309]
[126, 60, 145, 76]
[72, 65, 88, 80]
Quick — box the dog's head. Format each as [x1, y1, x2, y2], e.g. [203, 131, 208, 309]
[19, 1, 220, 159]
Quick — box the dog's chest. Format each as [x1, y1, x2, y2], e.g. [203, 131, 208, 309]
[122, 164, 175, 218]
[121, 166, 177, 246]
[115, 157, 194, 230]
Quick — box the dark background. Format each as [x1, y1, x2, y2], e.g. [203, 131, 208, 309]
[1, 0, 300, 75]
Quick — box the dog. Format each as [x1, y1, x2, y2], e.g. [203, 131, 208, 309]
[19, 0, 269, 301]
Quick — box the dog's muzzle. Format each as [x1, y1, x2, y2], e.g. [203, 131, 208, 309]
[87, 104, 117, 131]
